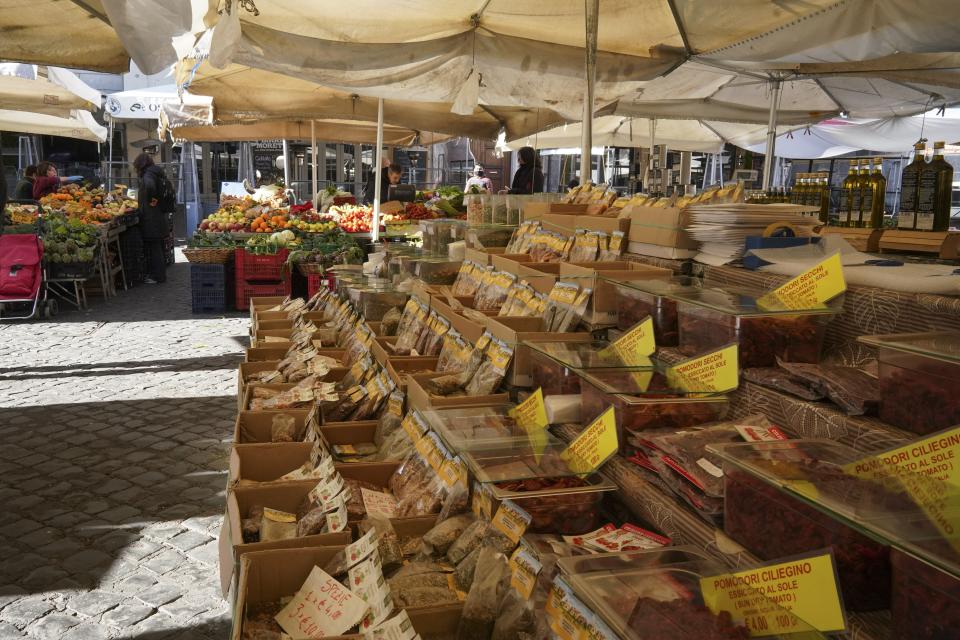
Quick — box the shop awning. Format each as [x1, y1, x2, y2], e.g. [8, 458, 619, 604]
[105, 84, 213, 121]
[174, 62, 566, 141]
[0, 109, 108, 142]
[0, 64, 102, 117]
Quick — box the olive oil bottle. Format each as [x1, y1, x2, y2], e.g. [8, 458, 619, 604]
[866, 158, 886, 228]
[840, 161, 858, 227]
[898, 142, 925, 229]
[916, 141, 954, 232]
[818, 172, 830, 224]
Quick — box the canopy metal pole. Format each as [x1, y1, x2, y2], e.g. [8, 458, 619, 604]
[310, 120, 318, 208]
[648, 118, 657, 191]
[762, 78, 782, 190]
[580, 0, 599, 184]
[106, 115, 114, 189]
[372, 98, 384, 243]
[281, 139, 290, 191]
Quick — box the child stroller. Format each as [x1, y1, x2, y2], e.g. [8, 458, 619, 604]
[0, 219, 56, 320]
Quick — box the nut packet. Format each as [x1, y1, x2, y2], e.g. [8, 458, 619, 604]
[260, 507, 297, 542]
[464, 339, 513, 396]
[457, 547, 510, 640]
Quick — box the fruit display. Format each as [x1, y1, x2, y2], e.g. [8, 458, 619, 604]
[39, 184, 136, 225]
[3, 203, 39, 229]
[42, 212, 99, 263]
[323, 204, 375, 233]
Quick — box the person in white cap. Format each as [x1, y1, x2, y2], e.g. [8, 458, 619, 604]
[464, 165, 493, 193]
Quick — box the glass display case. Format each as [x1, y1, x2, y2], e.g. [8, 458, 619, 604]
[605, 276, 702, 345]
[527, 340, 655, 395]
[858, 332, 960, 435]
[672, 285, 840, 368]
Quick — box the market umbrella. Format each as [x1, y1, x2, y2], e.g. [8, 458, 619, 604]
[0, 66, 101, 117]
[0, 109, 108, 142]
[174, 62, 565, 141]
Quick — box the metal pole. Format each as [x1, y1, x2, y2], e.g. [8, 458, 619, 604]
[106, 115, 114, 189]
[282, 139, 290, 189]
[310, 120, 318, 208]
[762, 78, 782, 190]
[372, 98, 385, 243]
[580, 0, 599, 184]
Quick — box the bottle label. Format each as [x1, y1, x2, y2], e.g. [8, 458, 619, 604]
[838, 190, 849, 223]
[916, 170, 938, 230]
[898, 169, 919, 229]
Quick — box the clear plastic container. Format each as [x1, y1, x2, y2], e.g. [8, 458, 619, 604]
[420, 219, 467, 256]
[858, 332, 960, 435]
[414, 258, 462, 285]
[489, 194, 509, 225]
[527, 340, 654, 396]
[420, 404, 563, 452]
[891, 549, 960, 640]
[578, 370, 729, 442]
[489, 474, 616, 535]
[558, 548, 827, 640]
[605, 276, 702, 345]
[351, 287, 409, 321]
[462, 441, 594, 483]
[464, 193, 486, 225]
[673, 285, 840, 368]
[708, 440, 900, 612]
[466, 224, 515, 249]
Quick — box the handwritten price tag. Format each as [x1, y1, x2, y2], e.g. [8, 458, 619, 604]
[275, 566, 370, 638]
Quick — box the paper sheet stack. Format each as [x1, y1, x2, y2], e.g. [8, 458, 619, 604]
[686, 204, 820, 266]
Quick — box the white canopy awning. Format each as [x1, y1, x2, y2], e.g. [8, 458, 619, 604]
[0, 109, 108, 142]
[105, 84, 213, 121]
[0, 64, 101, 117]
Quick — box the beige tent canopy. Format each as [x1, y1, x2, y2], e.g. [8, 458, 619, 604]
[164, 116, 450, 146]
[0, 0, 130, 72]
[175, 63, 566, 141]
[0, 109, 107, 142]
[0, 74, 97, 117]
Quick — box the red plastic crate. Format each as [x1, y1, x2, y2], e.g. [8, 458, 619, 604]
[235, 279, 291, 311]
[306, 273, 333, 299]
[235, 248, 290, 282]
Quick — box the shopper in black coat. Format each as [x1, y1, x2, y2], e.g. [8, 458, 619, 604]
[507, 146, 544, 194]
[133, 152, 171, 284]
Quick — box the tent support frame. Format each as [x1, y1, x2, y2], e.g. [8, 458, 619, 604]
[372, 97, 384, 242]
[762, 77, 782, 189]
[580, 0, 599, 183]
[310, 120, 318, 208]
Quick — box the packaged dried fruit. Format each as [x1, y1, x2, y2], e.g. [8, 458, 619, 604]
[859, 332, 960, 435]
[557, 548, 825, 640]
[578, 369, 729, 442]
[490, 475, 616, 535]
[673, 285, 838, 368]
[527, 340, 654, 396]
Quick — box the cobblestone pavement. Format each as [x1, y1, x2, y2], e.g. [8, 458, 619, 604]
[0, 252, 247, 639]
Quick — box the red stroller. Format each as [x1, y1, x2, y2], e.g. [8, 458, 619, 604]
[0, 226, 55, 320]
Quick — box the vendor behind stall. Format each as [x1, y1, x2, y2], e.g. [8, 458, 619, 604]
[363, 162, 402, 204]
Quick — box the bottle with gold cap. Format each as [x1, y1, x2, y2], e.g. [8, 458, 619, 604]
[916, 141, 954, 232]
[898, 142, 926, 229]
[864, 158, 886, 228]
[818, 172, 831, 224]
[791, 174, 803, 204]
[840, 160, 859, 227]
[856, 159, 873, 227]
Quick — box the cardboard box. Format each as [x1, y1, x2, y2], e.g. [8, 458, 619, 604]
[242, 383, 294, 411]
[429, 298, 486, 344]
[522, 199, 552, 220]
[335, 461, 400, 487]
[407, 372, 510, 411]
[559, 262, 671, 325]
[234, 408, 317, 444]
[245, 346, 289, 362]
[548, 203, 589, 215]
[371, 338, 390, 367]
[574, 214, 630, 235]
[220, 482, 352, 596]
[237, 361, 281, 411]
[490, 253, 532, 275]
[626, 241, 698, 260]
[484, 316, 593, 387]
[386, 356, 440, 389]
[233, 548, 462, 640]
[248, 296, 288, 322]
[229, 442, 314, 485]
[627, 205, 698, 249]
[320, 421, 378, 445]
[464, 246, 505, 266]
[540, 213, 579, 234]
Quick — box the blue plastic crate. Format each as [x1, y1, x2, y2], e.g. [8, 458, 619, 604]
[190, 264, 233, 313]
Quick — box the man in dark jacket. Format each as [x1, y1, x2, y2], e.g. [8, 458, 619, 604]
[133, 152, 172, 284]
[362, 162, 402, 204]
[13, 166, 36, 200]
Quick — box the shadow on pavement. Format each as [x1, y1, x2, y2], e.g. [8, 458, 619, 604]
[0, 355, 243, 380]
[0, 396, 234, 596]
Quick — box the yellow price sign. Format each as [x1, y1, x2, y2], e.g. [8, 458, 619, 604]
[510, 388, 550, 463]
[758, 253, 846, 310]
[700, 552, 846, 635]
[602, 316, 656, 364]
[561, 407, 618, 475]
[666, 344, 739, 393]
